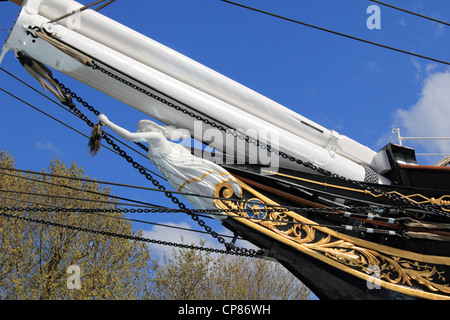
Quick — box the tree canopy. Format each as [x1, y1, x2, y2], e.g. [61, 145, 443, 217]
[151, 239, 311, 300]
[0, 150, 311, 300]
[0, 151, 154, 299]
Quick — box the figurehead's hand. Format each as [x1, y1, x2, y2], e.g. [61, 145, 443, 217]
[98, 113, 109, 124]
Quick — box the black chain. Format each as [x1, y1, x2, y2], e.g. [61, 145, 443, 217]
[51, 77, 260, 258]
[83, 60, 449, 219]
[0, 206, 408, 238]
[0, 209, 253, 256]
[25, 24, 450, 220]
[20, 25, 450, 256]
[0, 205, 419, 229]
[0, 206, 287, 215]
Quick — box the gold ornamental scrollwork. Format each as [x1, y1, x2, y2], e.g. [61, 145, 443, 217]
[213, 180, 450, 298]
[270, 171, 450, 212]
[213, 180, 288, 226]
[300, 236, 450, 294]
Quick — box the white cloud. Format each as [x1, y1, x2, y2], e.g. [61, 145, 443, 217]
[141, 220, 259, 260]
[364, 59, 386, 74]
[34, 140, 60, 155]
[410, 58, 439, 82]
[142, 221, 209, 258]
[434, 23, 444, 37]
[395, 69, 450, 157]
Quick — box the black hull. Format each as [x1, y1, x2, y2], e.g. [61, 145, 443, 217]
[215, 163, 450, 300]
[223, 218, 414, 300]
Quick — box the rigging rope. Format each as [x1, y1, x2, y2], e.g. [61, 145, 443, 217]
[19, 25, 450, 219]
[3, 169, 440, 225]
[0, 166, 296, 208]
[0, 66, 165, 180]
[0, 209, 249, 256]
[0, 193, 154, 210]
[81, 58, 450, 219]
[0, 205, 236, 239]
[4, 20, 450, 255]
[369, 0, 450, 27]
[4, 165, 449, 239]
[48, 0, 115, 24]
[10, 53, 261, 257]
[0, 207, 405, 238]
[0, 169, 165, 209]
[6, 165, 447, 219]
[219, 0, 450, 67]
[9, 47, 449, 252]
[3, 166, 427, 242]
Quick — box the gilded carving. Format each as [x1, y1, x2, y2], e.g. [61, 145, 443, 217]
[213, 180, 450, 298]
[270, 171, 450, 212]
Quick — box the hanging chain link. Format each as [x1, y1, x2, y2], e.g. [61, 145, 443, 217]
[1, 206, 411, 238]
[0, 209, 251, 256]
[51, 75, 261, 257]
[84, 59, 449, 219]
[16, 25, 450, 259]
[24, 25, 450, 221]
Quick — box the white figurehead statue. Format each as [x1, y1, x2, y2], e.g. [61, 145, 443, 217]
[94, 114, 242, 220]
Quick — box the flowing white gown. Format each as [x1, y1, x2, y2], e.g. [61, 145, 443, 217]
[98, 115, 242, 220]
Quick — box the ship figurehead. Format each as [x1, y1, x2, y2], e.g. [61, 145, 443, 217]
[94, 114, 243, 220]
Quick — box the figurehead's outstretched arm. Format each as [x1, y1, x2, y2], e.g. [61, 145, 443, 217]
[91, 114, 179, 156]
[98, 114, 145, 142]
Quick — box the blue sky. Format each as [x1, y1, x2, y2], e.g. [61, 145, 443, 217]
[1, 0, 450, 260]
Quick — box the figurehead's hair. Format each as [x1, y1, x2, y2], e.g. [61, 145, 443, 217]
[137, 120, 190, 140]
[88, 122, 103, 156]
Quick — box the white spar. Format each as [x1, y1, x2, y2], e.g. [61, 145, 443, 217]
[35, 0, 380, 167]
[1, 0, 391, 184]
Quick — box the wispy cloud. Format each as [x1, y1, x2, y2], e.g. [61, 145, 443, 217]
[410, 58, 439, 81]
[394, 68, 450, 159]
[434, 23, 444, 36]
[141, 220, 258, 259]
[364, 59, 386, 74]
[34, 140, 60, 155]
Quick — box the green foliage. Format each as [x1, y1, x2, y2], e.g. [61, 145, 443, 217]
[0, 151, 154, 299]
[0, 150, 311, 300]
[150, 238, 311, 300]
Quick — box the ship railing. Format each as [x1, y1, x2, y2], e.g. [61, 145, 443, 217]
[392, 128, 450, 157]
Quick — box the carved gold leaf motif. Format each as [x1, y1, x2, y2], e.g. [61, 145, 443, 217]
[213, 181, 450, 297]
